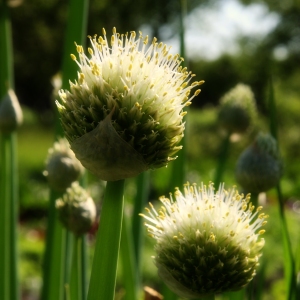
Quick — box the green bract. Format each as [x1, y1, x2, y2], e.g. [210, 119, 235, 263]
[141, 182, 267, 298]
[56, 27, 203, 181]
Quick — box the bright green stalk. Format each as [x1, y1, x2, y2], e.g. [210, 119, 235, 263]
[268, 78, 295, 299]
[41, 0, 89, 299]
[121, 214, 139, 300]
[87, 180, 125, 300]
[0, 3, 19, 300]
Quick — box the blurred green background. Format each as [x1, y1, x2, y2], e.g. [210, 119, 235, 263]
[7, 0, 300, 299]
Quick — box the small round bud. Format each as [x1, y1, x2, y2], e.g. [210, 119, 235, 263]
[218, 83, 257, 135]
[0, 89, 23, 134]
[56, 28, 202, 181]
[235, 132, 283, 193]
[44, 138, 84, 192]
[56, 182, 96, 236]
[141, 182, 266, 298]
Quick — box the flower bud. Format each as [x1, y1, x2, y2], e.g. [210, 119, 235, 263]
[140, 182, 267, 298]
[44, 138, 84, 192]
[56, 28, 203, 181]
[56, 182, 96, 235]
[218, 83, 257, 135]
[0, 89, 23, 133]
[235, 132, 283, 193]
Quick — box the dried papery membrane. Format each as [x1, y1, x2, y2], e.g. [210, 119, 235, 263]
[0, 89, 23, 133]
[71, 113, 148, 181]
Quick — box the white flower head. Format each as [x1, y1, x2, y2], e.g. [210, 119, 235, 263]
[56, 27, 203, 181]
[140, 182, 267, 298]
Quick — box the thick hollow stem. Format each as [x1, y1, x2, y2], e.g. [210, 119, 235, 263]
[87, 179, 125, 300]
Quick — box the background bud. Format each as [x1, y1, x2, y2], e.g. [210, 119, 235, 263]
[235, 132, 283, 193]
[218, 83, 257, 135]
[0, 89, 23, 133]
[44, 138, 84, 192]
[56, 182, 96, 236]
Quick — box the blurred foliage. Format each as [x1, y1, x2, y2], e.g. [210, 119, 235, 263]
[10, 0, 210, 112]
[9, 0, 300, 114]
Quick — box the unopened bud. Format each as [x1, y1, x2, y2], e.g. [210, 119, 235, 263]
[218, 83, 257, 135]
[235, 132, 283, 193]
[56, 182, 96, 235]
[0, 89, 23, 133]
[44, 138, 84, 192]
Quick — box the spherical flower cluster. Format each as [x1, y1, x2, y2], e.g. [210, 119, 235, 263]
[235, 132, 283, 193]
[218, 83, 257, 135]
[56, 182, 96, 236]
[140, 182, 267, 298]
[56, 28, 203, 181]
[44, 138, 84, 192]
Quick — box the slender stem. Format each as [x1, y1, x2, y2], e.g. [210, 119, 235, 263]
[87, 180, 125, 300]
[81, 234, 88, 300]
[214, 133, 231, 187]
[267, 77, 295, 298]
[0, 4, 18, 299]
[121, 214, 139, 300]
[132, 171, 150, 269]
[40, 190, 66, 300]
[9, 132, 19, 300]
[276, 184, 295, 300]
[64, 231, 74, 300]
[70, 235, 83, 300]
[0, 134, 11, 300]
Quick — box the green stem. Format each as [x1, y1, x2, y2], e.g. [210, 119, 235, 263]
[9, 133, 19, 300]
[0, 1, 13, 94]
[170, 0, 188, 190]
[0, 4, 18, 299]
[40, 191, 66, 300]
[276, 184, 295, 300]
[121, 214, 139, 300]
[64, 231, 74, 300]
[267, 77, 295, 299]
[81, 234, 88, 300]
[132, 171, 150, 269]
[214, 133, 231, 187]
[0, 134, 11, 300]
[70, 235, 83, 300]
[87, 180, 125, 300]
